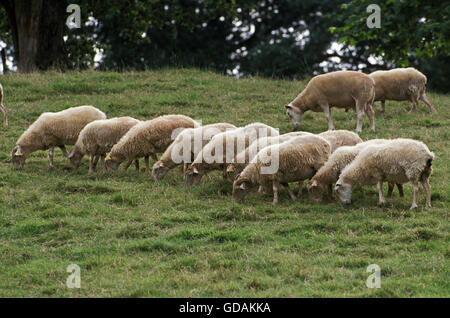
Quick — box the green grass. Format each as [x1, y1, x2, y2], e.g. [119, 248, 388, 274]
[0, 69, 448, 297]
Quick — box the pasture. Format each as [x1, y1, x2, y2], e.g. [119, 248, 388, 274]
[0, 69, 448, 297]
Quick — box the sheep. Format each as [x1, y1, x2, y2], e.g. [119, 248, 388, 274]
[307, 139, 404, 202]
[335, 138, 434, 209]
[185, 122, 279, 185]
[285, 70, 376, 132]
[232, 134, 331, 205]
[0, 83, 7, 126]
[152, 122, 236, 180]
[104, 114, 199, 173]
[11, 105, 106, 170]
[369, 67, 435, 113]
[226, 129, 360, 182]
[68, 116, 141, 174]
[226, 131, 312, 181]
[317, 130, 363, 153]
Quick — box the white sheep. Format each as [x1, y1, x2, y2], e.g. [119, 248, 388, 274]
[11, 105, 106, 170]
[105, 114, 199, 173]
[335, 138, 434, 209]
[185, 122, 279, 185]
[317, 130, 363, 153]
[226, 131, 312, 181]
[68, 116, 141, 174]
[152, 122, 236, 180]
[285, 71, 376, 132]
[307, 139, 404, 202]
[0, 83, 7, 126]
[369, 67, 435, 113]
[233, 134, 331, 205]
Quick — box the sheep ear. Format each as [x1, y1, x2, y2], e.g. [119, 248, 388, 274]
[311, 180, 317, 187]
[285, 104, 293, 110]
[193, 167, 199, 174]
[105, 154, 111, 161]
[68, 151, 74, 159]
[239, 182, 247, 190]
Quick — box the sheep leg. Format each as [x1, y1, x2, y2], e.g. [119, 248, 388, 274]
[365, 103, 375, 131]
[297, 180, 304, 197]
[397, 184, 404, 197]
[355, 109, 365, 133]
[48, 147, 55, 171]
[409, 98, 418, 113]
[134, 159, 140, 171]
[92, 155, 100, 171]
[282, 183, 296, 201]
[321, 104, 334, 131]
[380, 100, 385, 113]
[0, 104, 7, 126]
[377, 181, 386, 205]
[124, 160, 133, 171]
[410, 181, 419, 209]
[387, 182, 394, 198]
[59, 145, 69, 158]
[144, 156, 150, 174]
[328, 184, 334, 200]
[101, 155, 107, 171]
[421, 177, 431, 208]
[420, 93, 436, 113]
[272, 181, 280, 205]
[88, 154, 96, 174]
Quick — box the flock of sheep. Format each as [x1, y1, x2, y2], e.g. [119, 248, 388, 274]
[2, 67, 436, 209]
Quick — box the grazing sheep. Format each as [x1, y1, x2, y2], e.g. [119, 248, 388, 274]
[226, 131, 312, 181]
[105, 114, 199, 173]
[152, 122, 236, 180]
[318, 130, 363, 153]
[0, 83, 7, 126]
[307, 139, 403, 202]
[233, 135, 331, 205]
[68, 116, 141, 174]
[335, 138, 434, 209]
[185, 122, 279, 185]
[369, 68, 435, 113]
[11, 105, 106, 170]
[285, 71, 376, 132]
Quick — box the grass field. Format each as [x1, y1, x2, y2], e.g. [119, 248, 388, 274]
[0, 69, 448, 297]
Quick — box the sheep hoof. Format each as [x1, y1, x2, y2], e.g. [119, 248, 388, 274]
[410, 204, 418, 210]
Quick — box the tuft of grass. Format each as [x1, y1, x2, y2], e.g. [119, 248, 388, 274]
[0, 68, 448, 297]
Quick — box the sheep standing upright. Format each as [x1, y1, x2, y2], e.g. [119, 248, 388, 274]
[285, 71, 376, 132]
[11, 105, 106, 170]
[335, 138, 434, 209]
[152, 122, 236, 180]
[369, 68, 435, 113]
[233, 135, 331, 205]
[307, 139, 404, 202]
[68, 116, 141, 174]
[105, 114, 199, 173]
[0, 83, 7, 126]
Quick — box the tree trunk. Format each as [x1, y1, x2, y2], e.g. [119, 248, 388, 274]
[0, 0, 69, 72]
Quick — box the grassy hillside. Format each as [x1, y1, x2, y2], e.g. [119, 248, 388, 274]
[0, 69, 448, 297]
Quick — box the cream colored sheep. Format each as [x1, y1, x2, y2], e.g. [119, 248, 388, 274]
[335, 138, 434, 209]
[152, 122, 236, 180]
[185, 122, 279, 185]
[285, 71, 376, 132]
[68, 116, 141, 174]
[0, 83, 7, 126]
[226, 131, 312, 181]
[317, 130, 363, 153]
[233, 134, 331, 205]
[307, 139, 403, 202]
[11, 105, 106, 170]
[105, 114, 198, 173]
[369, 68, 435, 113]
